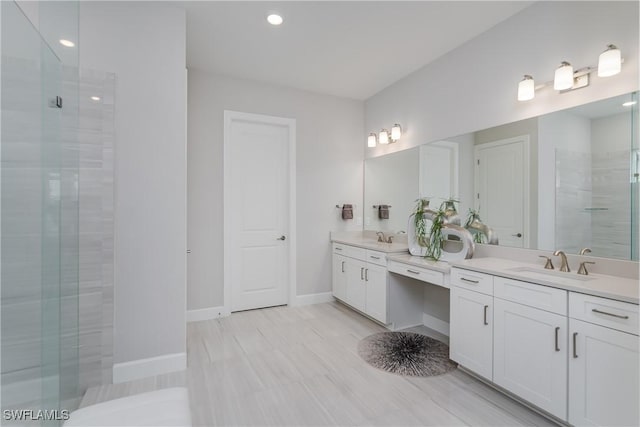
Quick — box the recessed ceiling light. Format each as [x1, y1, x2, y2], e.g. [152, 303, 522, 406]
[59, 39, 75, 48]
[267, 14, 283, 26]
[90, 96, 101, 102]
[622, 101, 637, 107]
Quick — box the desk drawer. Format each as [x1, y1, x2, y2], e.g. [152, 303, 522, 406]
[365, 250, 387, 266]
[494, 276, 567, 315]
[569, 293, 638, 335]
[388, 261, 445, 287]
[333, 243, 366, 260]
[451, 268, 494, 295]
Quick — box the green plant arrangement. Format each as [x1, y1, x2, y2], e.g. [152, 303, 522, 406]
[413, 198, 431, 247]
[425, 208, 446, 260]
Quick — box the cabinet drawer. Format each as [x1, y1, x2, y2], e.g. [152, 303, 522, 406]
[332, 243, 366, 260]
[365, 250, 387, 266]
[451, 268, 493, 295]
[569, 293, 638, 335]
[388, 261, 445, 287]
[494, 277, 567, 315]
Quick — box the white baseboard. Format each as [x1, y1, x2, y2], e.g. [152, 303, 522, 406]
[423, 313, 450, 337]
[186, 306, 230, 322]
[293, 292, 334, 306]
[113, 352, 186, 384]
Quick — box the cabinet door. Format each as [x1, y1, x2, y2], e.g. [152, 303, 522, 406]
[365, 263, 388, 324]
[493, 298, 567, 420]
[569, 319, 639, 427]
[450, 286, 493, 380]
[345, 259, 366, 312]
[332, 254, 347, 301]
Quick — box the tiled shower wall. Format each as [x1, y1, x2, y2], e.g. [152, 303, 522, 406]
[75, 68, 115, 391]
[556, 149, 632, 259]
[555, 150, 592, 255]
[591, 150, 631, 259]
[1, 61, 115, 411]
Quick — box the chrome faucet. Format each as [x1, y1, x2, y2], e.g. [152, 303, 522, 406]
[578, 261, 596, 275]
[538, 255, 554, 270]
[553, 250, 570, 272]
[580, 247, 592, 255]
[376, 231, 386, 242]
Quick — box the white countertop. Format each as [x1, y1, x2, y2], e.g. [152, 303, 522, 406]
[451, 257, 639, 304]
[387, 253, 451, 273]
[331, 235, 409, 253]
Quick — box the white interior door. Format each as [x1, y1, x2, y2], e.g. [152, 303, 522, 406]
[224, 111, 294, 312]
[475, 136, 529, 248]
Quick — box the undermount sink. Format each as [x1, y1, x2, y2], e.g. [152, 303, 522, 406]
[506, 266, 596, 282]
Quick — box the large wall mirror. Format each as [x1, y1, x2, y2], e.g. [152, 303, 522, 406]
[363, 92, 639, 261]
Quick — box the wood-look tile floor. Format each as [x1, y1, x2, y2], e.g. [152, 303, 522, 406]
[81, 301, 557, 426]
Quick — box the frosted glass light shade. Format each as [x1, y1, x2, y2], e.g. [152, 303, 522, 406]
[379, 129, 390, 145]
[517, 75, 535, 101]
[554, 62, 574, 90]
[367, 133, 377, 148]
[391, 124, 402, 141]
[598, 45, 621, 77]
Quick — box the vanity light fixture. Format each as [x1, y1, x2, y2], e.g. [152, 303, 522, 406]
[379, 129, 390, 145]
[367, 124, 402, 147]
[90, 96, 101, 102]
[554, 62, 574, 90]
[518, 43, 624, 102]
[367, 133, 378, 148]
[517, 75, 535, 101]
[391, 124, 402, 142]
[598, 44, 621, 77]
[59, 39, 75, 48]
[622, 101, 637, 107]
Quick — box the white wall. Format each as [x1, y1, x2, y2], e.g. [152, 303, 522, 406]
[365, 1, 638, 159]
[79, 3, 187, 369]
[187, 70, 364, 311]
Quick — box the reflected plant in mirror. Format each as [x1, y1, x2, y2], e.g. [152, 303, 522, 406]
[465, 208, 499, 245]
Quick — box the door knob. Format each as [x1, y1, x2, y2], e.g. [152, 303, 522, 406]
[511, 233, 522, 238]
[276, 235, 286, 241]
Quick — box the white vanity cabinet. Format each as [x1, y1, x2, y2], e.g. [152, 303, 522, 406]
[493, 278, 568, 420]
[449, 268, 494, 380]
[332, 243, 390, 324]
[450, 264, 639, 426]
[332, 254, 348, 302]
[568, 294, 639, 427]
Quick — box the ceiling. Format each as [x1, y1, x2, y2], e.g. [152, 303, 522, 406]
[181, 1, 532, 100]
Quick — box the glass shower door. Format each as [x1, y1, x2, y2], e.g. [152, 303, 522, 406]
[1, 0, 79, 423]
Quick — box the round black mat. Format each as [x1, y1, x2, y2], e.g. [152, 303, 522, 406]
[357, 331, 457, 377]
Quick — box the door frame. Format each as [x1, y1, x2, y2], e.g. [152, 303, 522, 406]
[223, 110, 296, 313]
[474, 135, 530, 248]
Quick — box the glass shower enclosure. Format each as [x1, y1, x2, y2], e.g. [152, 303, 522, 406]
[1, 0, 80, 423]
[554, 92, 639, 261]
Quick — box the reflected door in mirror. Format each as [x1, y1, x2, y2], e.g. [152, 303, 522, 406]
[475, 136, 529, 248]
